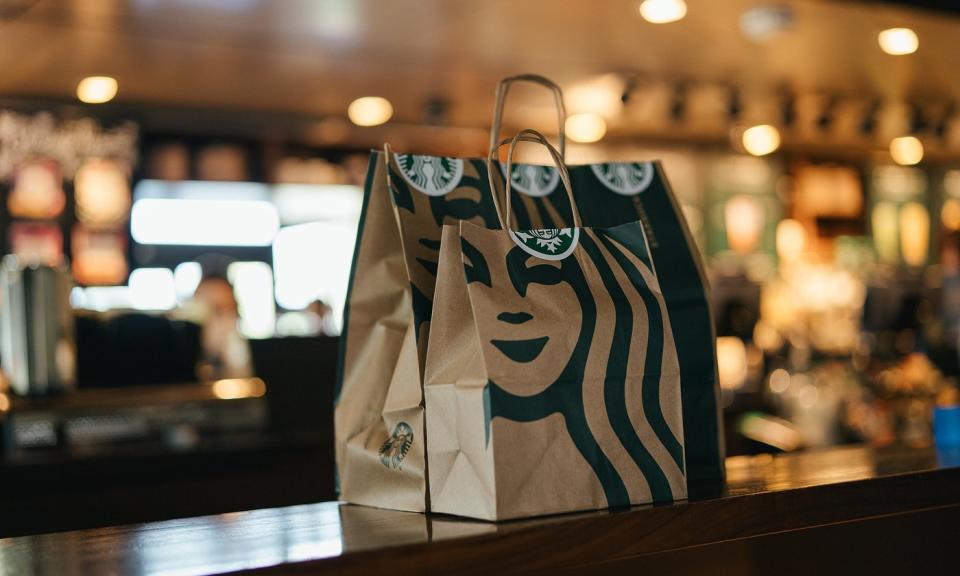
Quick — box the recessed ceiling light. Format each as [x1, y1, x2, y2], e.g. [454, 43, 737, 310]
[565, 113, 607, 143]
[639, 0, 687, 24]
[878, 28, 918, 55]
[742, 124, 781, 156]
[76, 76, 118, 104]
[347, 96, 393, 127]
[889, 136, 923, 165]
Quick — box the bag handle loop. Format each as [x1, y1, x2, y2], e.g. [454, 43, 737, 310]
[489, 75, 566, 160]
[487, 129, 581, 231]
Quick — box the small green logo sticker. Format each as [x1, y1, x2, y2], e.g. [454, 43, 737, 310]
[509, 228, 580, 261]
[379, 421, 414, 470]
[500, 163, 559, 197]
[394, 154, 464, 196]
[590, 162, 655, 196]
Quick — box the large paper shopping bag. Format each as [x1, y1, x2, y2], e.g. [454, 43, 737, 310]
[501, 162, 724, 493]
[489, 76, 721, 490]
[424, 131, 687, 520]
[335, 76, 576, 512]
[575, 163, 723, 492]
[336, 75, 721, 515]
[500, 160, 723, 492]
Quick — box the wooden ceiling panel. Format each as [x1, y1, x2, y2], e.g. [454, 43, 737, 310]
[1, 0, 959, 139]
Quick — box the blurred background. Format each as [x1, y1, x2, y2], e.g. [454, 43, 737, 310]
[2, 0, 960, 533]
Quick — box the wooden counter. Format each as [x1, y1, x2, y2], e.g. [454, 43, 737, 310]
[1, 444, 958, 575]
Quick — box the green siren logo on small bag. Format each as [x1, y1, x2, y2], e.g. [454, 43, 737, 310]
[509, 227, 580, 261]
[379, 421, 414, 470]
[500, 163, 560, 197]
[394, 154, 464, 196]
[590, 162, 655, 196]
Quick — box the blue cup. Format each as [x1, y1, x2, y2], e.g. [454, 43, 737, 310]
[933, 405, 960, 448]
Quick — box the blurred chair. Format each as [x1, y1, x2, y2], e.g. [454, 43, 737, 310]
[75, 313, 201, 388]
[249, 336, 337, 440]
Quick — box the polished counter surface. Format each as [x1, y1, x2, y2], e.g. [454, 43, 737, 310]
[1, 444, 958, 575]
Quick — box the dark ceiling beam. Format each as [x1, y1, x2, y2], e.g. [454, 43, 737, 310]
[838, 0, 960, 16]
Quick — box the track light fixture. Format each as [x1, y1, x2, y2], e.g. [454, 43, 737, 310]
[816, 96, 837, 132]
[780, 91, 796, 129]
[728, 87, 742, 122]
[670, 83, 687, 123]
[860, 99, 881, 137]
[935, 102, 955, 141]
[909, 103, 927, 135]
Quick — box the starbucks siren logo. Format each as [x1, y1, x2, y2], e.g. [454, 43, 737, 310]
[590, 162, 655, 196]
[509, 227, 580, 261]
[394, 154, 464, 196]
[500, 163, 560, 197]
[379, 421, 414, 470]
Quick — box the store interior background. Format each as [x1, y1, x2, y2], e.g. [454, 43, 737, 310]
[2, 0, 960, 531]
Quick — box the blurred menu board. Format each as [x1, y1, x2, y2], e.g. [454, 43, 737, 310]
[0, 110, 137, 283]
[9, 222, 63, 266]
[72, 227, 128, 285]
[8, 159, 66, 220]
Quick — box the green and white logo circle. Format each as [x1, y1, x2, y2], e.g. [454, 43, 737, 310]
[509, 228, 580, 261]
[500, 163, 560, 197]
[590, 162, 655, 196]
[394, 154, 464, 196]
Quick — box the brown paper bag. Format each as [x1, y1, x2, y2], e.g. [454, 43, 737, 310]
[337, 75, 719, 515]
[335, 77, 569, 512]
[424, 130, 687, 520]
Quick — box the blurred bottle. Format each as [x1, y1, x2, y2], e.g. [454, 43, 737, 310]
[0, 256, 76, 395]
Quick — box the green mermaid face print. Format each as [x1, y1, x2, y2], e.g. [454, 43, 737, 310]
[500, 163, 560, 197]
[461, 221, 685, 507]
[590, 162, 655, 196]
[394, 154, 465, 196]
[379, 421, 414, 470]
[508, 228, 579, 261]
[386, 157, 501, 352]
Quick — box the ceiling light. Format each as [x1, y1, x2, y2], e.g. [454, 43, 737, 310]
[565, 113, 607, 143]
[742, 124, 781, 156]
[76, 76, 118, 104]
[347, 96, 393, 126]
[878, 28, 918, 55]
[639, 0, 687, 24]
[889, 136, 923, 165]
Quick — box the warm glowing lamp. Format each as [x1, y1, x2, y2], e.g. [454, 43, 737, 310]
[900, 202, 929, 267]
[878, 28, 918, 55]
[942, 198, 960, 231]
[890, 136, 923, 165]
[776, 219, 806, 262]
[77, 76, 118, 104]
[742, 124, 781, 156]
[565, 113, 607, 143]
[639, 0, 687, 24]
[725, 195, 765, 254]
[717, 336, 748, 390]
[347, 97, 393, 126]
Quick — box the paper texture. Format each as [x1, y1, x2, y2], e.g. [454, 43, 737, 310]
[425, 218, 686, 520]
